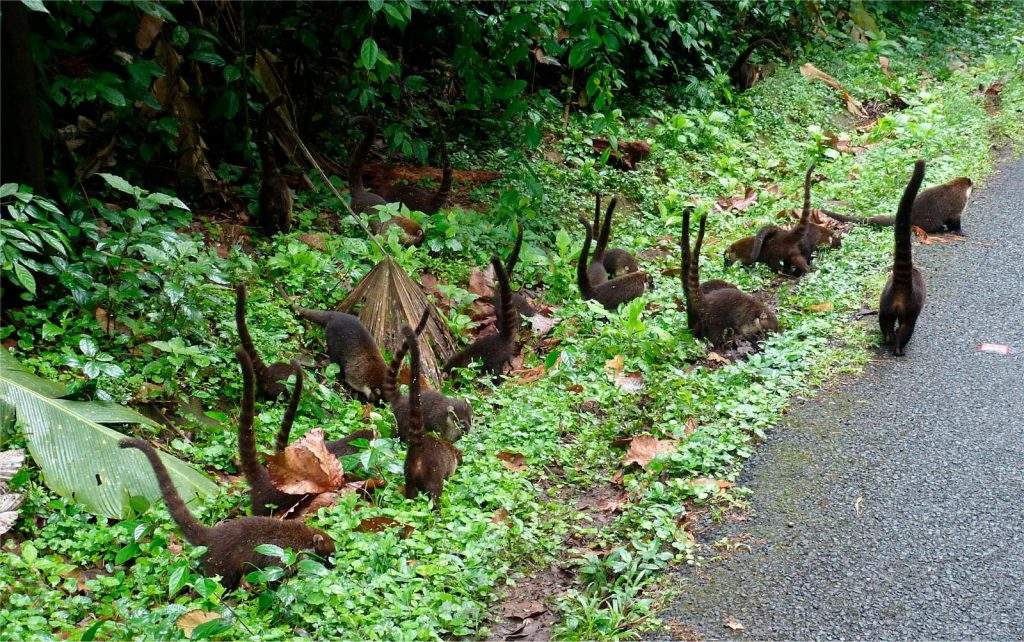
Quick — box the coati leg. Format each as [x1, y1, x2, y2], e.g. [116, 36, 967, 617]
[879, 310, 896, 346]
[893, 316, 918, 357]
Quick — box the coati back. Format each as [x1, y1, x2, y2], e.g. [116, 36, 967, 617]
[257, 133, 293, 235]
[385, 309, 472, 442]
[119, 438, 334, 589]
[594, 194, 640, 276]
[444, 256, 518, 378]
[729, 38, 772, 91]
[577, 217, 648, 311]
[755, 164, 816, 276]
[879, 159, 928, 356]
[681, 208, 779, 346]
[235, 283, 295, 400]
[348, 116, 387, 214]
[723, 224, 782, 268]
[294, 308, 389, 403]
[402, 325, 462, 510]
[236, 347, 311, 517]
[824, 176, 972, 234]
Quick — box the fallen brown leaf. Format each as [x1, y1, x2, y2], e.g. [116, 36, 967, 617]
[135, 14, 163, 51]
[807, 302, 834, 313]
[878, 56, 891, 77]
[511, 364, 546, 384]
[824, 131, 868, 155]
[266, 428, 344, 494]
[595, 491, 629, 513]
[497, 451, 527, 472]
[530, 314, 559, 336]
[693, 477, 734, 491]
[724, 617, 745, 631]
[623, 435, 678, 469]
[612, 371, 644, 393]
[714, 187, 758, 213]
[491, 507, 510, 524]
[684, 417, 698, 437]
[706, 351, 730, 364]
[800, 62, 868, 118]
[911, 225, 932, 244]
[176, 611, 221, 637]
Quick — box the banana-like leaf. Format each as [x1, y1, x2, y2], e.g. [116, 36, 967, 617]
[0, 349, 218, 518]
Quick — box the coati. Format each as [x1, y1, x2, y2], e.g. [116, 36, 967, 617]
[385, 309, 472, 442]
[577, 217, 649, 311]
[593, 194, 640, 277]
[376, 129, 453, 215]
[293, 307, 389, 403]
[235, 283, 295, 400]
[350, 116, 425, 246]
[723, 224, 782, 268]
[348, 116, 388, 215]
[592, 138, 652, 171]
[236, 348, 312, 517]
[824, 176, 972, 234]
[502, 221, 538, 319]
[681, 207, 779, 346]
[257, 133, 293, 235]
[444, 256, 517, 378]
[586, 197, 611, 286]
[879, 159, 928, 356]
[119, 438, 334, 590]
[747, 164, 817, 276]
[401, 325, 462, 510]
[729, 39, 773, 91]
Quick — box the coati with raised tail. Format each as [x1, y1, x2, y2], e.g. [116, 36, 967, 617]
[577, 217, 649, 311]
[236, 348, 312, 517]
[723, 224, 783, 268]
[402, 325, 462, 510]
[376, 128, 453, 215]
[235, 283, 295, 400]
[729, 39, 773, 91]
[879, 159, 928, 356]
[385, 309, 472, 443]
[350, 116, 425, 246]
[444, 256, 517, 378]
[748, 164, 817, 276]
[593, 194, 640, 277]
[257, 100, 293, 235]
[586, 197, 610, 286]
[824, 176, 972, 234]
[502, 222, 538, 320]
[293, 307, 388, 403]
[682, 208, 779, 346]
[120, 438, 333, 590]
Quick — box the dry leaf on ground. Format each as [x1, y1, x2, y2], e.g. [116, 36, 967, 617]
[468, 265, 495, 298]
[176, 611, 221, 637]
[807, 302, 834, 313]
[692, 477, 734, 491]
[724, 617, 746, 631]
[530, 314, 559, 336]
[511, 364, 546, 384]
[800, 62, 868, 118]
[623, 435, 678, 469]
[715, 187, 758, 213]
[879, 56, 891, 77]
[491, 507, 510, 524]
[266, 428, 344, 494]
[497, 451, 527, 472]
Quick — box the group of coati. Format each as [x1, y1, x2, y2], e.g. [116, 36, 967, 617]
[127, 94, 973, 591]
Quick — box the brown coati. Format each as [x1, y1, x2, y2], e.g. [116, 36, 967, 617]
[370, 214, 425, 246]
[577, 217, 649, 311]
[753, 164, 817, 276]
[723, 224, 783, 268]
[824, 176, 972, 234]
[444, 256, 517, 378]
[502, 221, 538, 319]
[385, 309, 472, 442]
[681, 208, 779, 345]
[402, 325, 462, 510]
[376, 128, 453, 215]
[348, 116, 388, 215]
[729, 38, 773, 91]
[879, 159, 927, 356]
[593, 194, 640, 277]
[119, 438, 334, 590]
[257, 133, 293, 235]
[293, 308, 388, 403]
[236, 348, 312, 517]
[235, 283, 295, 400]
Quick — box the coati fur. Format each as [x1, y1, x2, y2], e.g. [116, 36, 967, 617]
[444, 256, 517, 378]
[348, 116, 387, 215]
[119, 438, 334, 590]
[577, 217, 649, 311]
[681, 208, 779, 346]
[402, 325, 462, 510]
[586, 196, 611, 285]
[729, 39, 773, 91]
[294, 308, 388, 403]
[723, 224, 783, 268]
[386, 309, 472, 442]
[752, 164, 817, 276]
[376, 129, 453, 215]
[235, 283, 295, 400]
[257, 133, 293, 235]
[824, 176, 972, 234]
[879, 159, 928, 356]
[593, 194, 640, 277]
[502, 222, 538, 319]
[236, 348, 312, 517]
[592, 138, 652, 171]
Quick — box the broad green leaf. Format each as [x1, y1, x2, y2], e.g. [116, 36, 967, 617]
[0, 348, 217, 518]
[359, 38, 379, 70]
[97, 173, 140, 197]
[20, 0, 49, 13]
[13, 262, 36, 297]
[0, 184, 17, 198]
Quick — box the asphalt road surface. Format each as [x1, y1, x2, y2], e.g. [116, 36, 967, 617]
[661, 154, 1024, 640]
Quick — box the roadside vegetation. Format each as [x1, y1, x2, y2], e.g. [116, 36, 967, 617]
[1, 1, 1022, 639]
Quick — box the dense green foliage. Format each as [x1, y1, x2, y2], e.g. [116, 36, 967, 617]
[2, 0, 1023, 639]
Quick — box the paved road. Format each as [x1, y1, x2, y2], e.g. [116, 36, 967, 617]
[661, 154, 1024, 640]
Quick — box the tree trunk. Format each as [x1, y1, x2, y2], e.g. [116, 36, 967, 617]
[1, 2, 46, 193]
